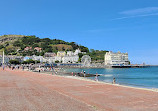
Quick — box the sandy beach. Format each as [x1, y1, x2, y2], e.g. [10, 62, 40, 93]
[0, 68, 158, 111]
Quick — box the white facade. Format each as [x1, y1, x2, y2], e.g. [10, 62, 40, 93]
[57, 51, 66, 57]
[44, 52, 56, 57]
[74, 49, 81, 55]
[34, 49, 84, 64]
[0, 55, 11, 64]
[32, 55, 44, 62]
[67, 51, 74, 56]
[62, 55, 79, 63]
[104, 51, 130, 65]
[44, 56, 62, 63]
[55, 56, 62, 62]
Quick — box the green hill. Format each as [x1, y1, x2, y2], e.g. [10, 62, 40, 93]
[0, 34, 108, 62]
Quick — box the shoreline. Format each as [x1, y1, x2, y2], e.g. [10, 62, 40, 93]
[64, 76, 158, 92]
[54, 75, 158, 93]
[22, 68, 158, 93]
[63, 67, 158, 90]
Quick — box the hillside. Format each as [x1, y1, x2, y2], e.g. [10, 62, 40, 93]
[0, 34, 108, 62]
[51, 44, 73, 51]
[0, 35, 24, 43]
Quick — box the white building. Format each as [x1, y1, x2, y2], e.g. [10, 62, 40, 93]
[44, 56, 62, 63]
[0, 55, 10, 64]
[44, 52, 56, 57]
[74, 49, 81, 55]
[67, 51, 74, 56]
[43, 57, 54, 64]
[32, 55, 44, 62]
[43, 49, 85, 64]
[54, 56, 62, 62]
[57, 51, 66, 57]
[62, 55, 79, 63]
[104, 51, 130, 66]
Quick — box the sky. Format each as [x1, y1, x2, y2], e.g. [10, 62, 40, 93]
[0, 0, 158, 65]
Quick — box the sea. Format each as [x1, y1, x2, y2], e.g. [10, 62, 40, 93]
[65, 66, 158, 89]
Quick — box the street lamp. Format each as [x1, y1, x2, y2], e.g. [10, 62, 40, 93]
[2, 50, 4, 64]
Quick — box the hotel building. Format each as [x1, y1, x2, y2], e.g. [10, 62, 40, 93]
[104, 51, 130, 66]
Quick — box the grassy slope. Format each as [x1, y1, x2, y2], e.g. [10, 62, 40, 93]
[51, 44, 73, 51]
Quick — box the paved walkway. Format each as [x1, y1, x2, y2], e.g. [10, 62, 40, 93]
[0, 68, 158, 111]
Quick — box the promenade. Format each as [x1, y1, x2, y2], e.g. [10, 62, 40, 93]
[0, 68, 158, 111]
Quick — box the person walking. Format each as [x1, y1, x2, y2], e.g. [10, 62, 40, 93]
[95, 73, 98, 81]
[113, 78, 116, 84]
[72, 72, 73, 76]
[84, 71, 86, 77]
[3, 65, 5, 70]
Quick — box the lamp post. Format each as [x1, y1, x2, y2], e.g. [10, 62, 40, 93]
[2, 50, 4, 64]
[0, 49, 5, 70]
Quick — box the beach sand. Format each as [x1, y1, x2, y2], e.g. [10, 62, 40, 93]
[0, 68, 158, 111]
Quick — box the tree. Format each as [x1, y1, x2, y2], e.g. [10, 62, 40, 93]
[55, 60, 59, 63]
[45, 46, 53, 52]
[41, 38, 51, 45]
[78, 53, 83, 58]
[21, 36, 40, 45]
[5, 42, 9, 47]
[40, 51, 44, 56]
[70, 42, 79, 50]
[13, 41, 21, 47]
[78, 58, 81, 62]
[9, 60, 20, 65]
[32, 43, 39, 48]
[62, 47, 65, 51]
[79, 46, 89, 52]
[0, 45, 4, 49]
[22, 59, 35, 64]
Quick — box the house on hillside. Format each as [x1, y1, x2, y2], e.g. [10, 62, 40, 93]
[7, 55, 23, 63]
[67, 51, 74, 56]
[57, 51, 66, 57]
[62, 55, 79, 63]
[74, 49, 81, 55]
[34, 47, 42, 52]
[32, 55, 44, 62]
[24, 47, 32, 51]
[44, 52, 56, 57]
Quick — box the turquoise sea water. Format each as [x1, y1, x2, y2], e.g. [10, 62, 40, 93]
[65, 66, 158, 89]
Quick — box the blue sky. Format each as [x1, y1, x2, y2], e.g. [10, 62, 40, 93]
[0, 0, 158, 65]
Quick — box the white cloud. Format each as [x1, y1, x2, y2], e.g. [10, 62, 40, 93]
[120, 7, 158, 15]
[113, 13, 158, 20]
[113, 7, 158, 20]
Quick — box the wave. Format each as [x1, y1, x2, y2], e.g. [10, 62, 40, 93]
[101, 74, 113, 77]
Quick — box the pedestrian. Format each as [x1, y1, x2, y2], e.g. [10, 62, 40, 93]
[22, 66, 24, 71]
[72, 72, 73, 76]
[113, 78, 116, 84]
[84, 71, 86, 77]
[95, 73, 98, 81]
[3, 65, 5, 70]
[12, 66, 15, 70]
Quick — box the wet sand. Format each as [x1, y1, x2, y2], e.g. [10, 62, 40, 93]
[0, 68, 158, 111]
